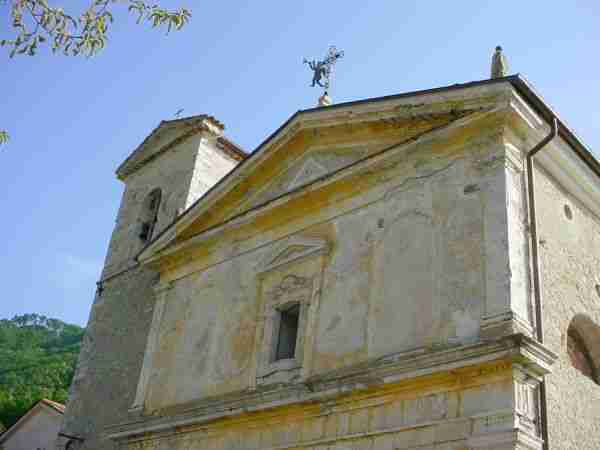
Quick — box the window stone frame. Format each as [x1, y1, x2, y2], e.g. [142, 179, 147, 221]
[254, 236, 329, 386]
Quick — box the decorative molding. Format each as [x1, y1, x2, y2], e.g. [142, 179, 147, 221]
[506, 90, 600, 221]
[116, 412, 537, 450]
[256, 236, 329, 274]
[255, 274, 312, 384]
[254, 237, 329, 386]
[505, 143, 525, 173]
[481, 311, 534, 341]
[106, 334, 556, 441]
[509, 91, 544, 131]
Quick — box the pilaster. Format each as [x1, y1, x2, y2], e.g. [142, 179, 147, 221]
[129, 280, 174, 414]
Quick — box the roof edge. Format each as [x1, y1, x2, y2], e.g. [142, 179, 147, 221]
[509, 75, 600, 178]
[134, 74, 600, 266]
[116, 115, 243, 181]
[0, 399, 64, 443]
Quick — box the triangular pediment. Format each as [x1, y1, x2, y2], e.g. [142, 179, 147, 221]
[176, 111, 471, 239]
[237, 144, 370, 213]
[116, 115, 228, 181]
[257, 236, 330, 273]
[139, 78, 540, 266]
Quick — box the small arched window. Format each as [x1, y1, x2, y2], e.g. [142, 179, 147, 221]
[567, 315, 600, 385]
[139, 188, 161, 242]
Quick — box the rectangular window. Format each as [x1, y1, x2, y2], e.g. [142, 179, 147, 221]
[275, 304, 300, 361]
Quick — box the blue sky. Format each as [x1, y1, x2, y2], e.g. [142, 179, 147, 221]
[1, 1, 599, 326]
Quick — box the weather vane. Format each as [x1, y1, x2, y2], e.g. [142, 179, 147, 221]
[303, 45, 344, 94]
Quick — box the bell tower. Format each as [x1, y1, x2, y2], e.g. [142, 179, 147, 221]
[58, 115, 244, 450]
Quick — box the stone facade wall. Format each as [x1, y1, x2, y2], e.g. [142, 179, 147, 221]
[60, 133, 239, 450]
[534, 164, 600, 449]
[139, 135, 515, 413]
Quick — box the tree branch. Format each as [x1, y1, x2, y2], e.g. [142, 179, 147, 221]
[1, 0, 191, 58]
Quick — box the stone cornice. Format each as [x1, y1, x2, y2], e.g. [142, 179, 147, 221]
[104, 334, 556, 442]
[505, 91, 600, 219]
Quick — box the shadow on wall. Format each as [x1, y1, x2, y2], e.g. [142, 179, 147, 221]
[567, 313, 600, 385]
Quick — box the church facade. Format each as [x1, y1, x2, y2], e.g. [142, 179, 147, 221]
[59, 75, 600, 450]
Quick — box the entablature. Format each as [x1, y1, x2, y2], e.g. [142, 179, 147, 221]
[105, 333, 556, 443]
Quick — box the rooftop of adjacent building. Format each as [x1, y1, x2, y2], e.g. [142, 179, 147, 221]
[0, 399, 65, 443]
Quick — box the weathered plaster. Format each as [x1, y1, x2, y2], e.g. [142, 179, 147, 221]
[532, 164, 600, 449]
[138, 125, 509, 413]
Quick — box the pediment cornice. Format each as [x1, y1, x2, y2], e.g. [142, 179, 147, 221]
[137, 76, 600, 269]
[139, 105, 500, 269]
[116, 115, 236, 181]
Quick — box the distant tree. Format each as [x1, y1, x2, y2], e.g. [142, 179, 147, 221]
[0, 314, 85, 428]
[0, 0, 192, 145]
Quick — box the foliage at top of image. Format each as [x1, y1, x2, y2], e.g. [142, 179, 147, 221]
[0, 313, 85, 429]
[1, 0, 191, 57]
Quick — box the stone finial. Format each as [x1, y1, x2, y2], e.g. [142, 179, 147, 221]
[318, 91, 332, 107]
[491, 45, 509, 79]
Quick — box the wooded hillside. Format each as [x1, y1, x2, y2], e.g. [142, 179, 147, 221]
[0, 314, 84, 429]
